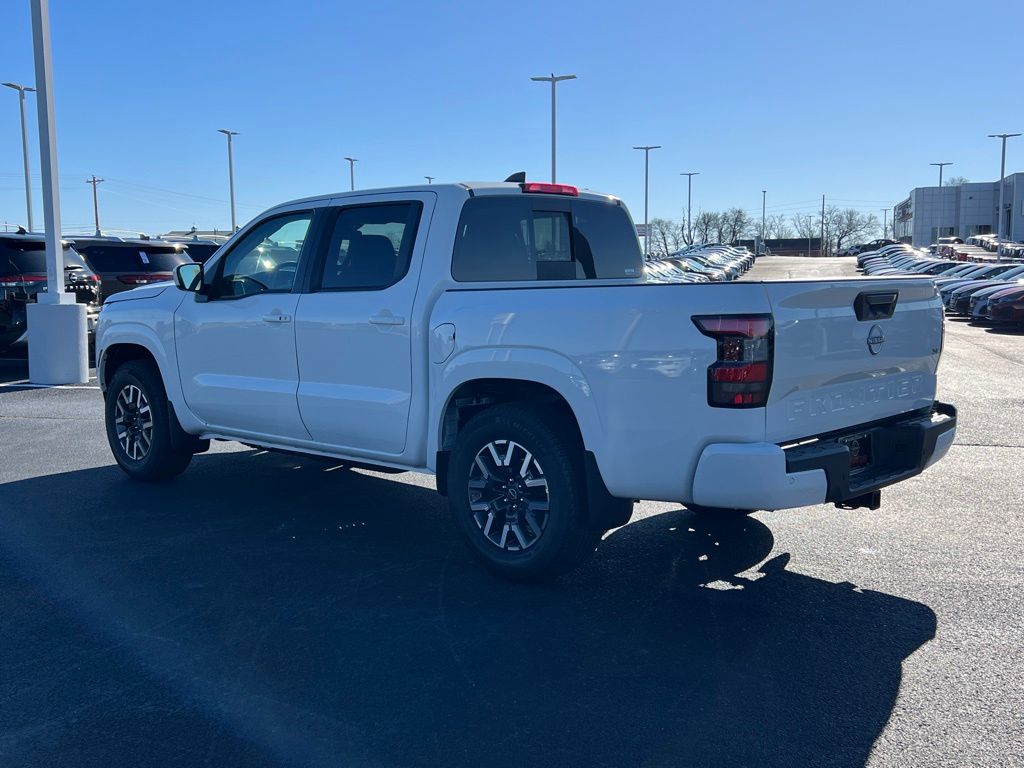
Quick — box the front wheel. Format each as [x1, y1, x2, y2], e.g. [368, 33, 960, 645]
[447, 404, 601, 581]
[105, 360, 193, 481]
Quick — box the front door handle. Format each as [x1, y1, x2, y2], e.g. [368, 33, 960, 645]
[369, 313, 405, 326]
[262, 313, 292, 324]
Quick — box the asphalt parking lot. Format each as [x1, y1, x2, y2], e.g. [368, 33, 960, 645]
[1, 256, 1021, 768]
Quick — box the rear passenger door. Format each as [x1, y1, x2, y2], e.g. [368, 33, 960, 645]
[294, 193, 434, 456]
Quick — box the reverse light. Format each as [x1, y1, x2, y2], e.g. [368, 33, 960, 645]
[521, 182, 579, 196]
[693, 314, 773, 407]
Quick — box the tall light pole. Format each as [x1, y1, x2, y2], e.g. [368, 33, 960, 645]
[931, 162, 953, 243]
[27, 0, 88, 384]
[989, 133, 1020, 261]
[86, 175, 103, 235]
[881, 208, 889, 238]
[424, 175, 434, 184]
[344, 156, 357, 191]
[530, 73, 576, 183]
[680, 172, 699, 244]
[3, 82, 36, 232]
[217, 129, 239, 231]
[634, 145, 660, 257]
[760, 189, 767, 253]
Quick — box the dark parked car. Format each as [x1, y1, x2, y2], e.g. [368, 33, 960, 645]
[0, 232, 102, 353]
[180, 240, 223, 264]
[72, 236, 193, 301]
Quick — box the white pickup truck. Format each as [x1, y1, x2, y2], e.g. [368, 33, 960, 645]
[96, 180, 957, 580]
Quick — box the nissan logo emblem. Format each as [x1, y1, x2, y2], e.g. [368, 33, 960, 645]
[867, 324, 885, 355]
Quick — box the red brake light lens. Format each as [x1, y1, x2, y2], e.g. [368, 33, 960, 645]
[693, 314, 773, 408]
[521, 182, 579, 196]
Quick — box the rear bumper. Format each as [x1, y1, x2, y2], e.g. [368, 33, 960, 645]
[691, 402, 957, 511]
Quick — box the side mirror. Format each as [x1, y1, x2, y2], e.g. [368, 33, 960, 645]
[174, 263, 204, 293]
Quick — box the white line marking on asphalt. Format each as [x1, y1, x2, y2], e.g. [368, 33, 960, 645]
[0, 380, 100, 390]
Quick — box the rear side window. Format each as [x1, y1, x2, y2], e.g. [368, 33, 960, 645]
[317, 202, 422, 291]
[451, 197, 642, 282]
[78, 245, 191, 272]
[0, 239, 88, 275]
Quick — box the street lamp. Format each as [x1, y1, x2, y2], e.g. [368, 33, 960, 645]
[761, 189, 767, 253]
[3, 82, 37, 232]
[680, 172, 699, 244]
[344, 156, 357, 191]
[881, 208, 889, 239]
[988, 133, 1021, 261]
[217, 129, 239, 231]
[633, 145, 660, 257]
[530, 73, 576, 183]
[424, 175, 434, 184]
[930, 162, 953, 242]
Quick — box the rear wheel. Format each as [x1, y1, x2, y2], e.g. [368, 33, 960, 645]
[447, 404, 601, 581]
[105, 360, 193, 481]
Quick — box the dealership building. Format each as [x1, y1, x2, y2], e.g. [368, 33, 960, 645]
[893, 172, 1024, 246]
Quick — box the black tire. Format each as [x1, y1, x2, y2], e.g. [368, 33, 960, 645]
[447, 404, 601, 581]
[105, 359, 193, 481]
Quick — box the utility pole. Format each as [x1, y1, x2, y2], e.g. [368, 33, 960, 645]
[3, 82, 36, 232]
[344, 156, 357, 191]
[424, 176, 434, 184]
[820, 194, 825, 257]
[881, 208, 889, 239]
[86, 175, 103, 235]
[988, 133, 1020, 261]
[633, 145, 661, 257]
[217, 129, 239, 231]
[680, 172, 699, 245]
[530, 73, 576, 183]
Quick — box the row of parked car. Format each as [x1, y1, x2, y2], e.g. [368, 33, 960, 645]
[643, 244, 756, 283]
[0, 230, 223, 354]
[857, 242, 1024, 327]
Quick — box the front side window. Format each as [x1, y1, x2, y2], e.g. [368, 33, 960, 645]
[317, 202, 421, 291]
[451, 196, 643, 282]
[214, 212, 312, 298]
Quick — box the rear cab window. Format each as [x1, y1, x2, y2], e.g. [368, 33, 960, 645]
[451, 196, 643, 282]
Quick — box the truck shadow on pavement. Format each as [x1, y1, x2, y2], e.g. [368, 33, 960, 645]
[0, 449, 937, 768]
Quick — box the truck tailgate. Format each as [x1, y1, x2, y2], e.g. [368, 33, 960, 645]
[763, 278, 943, 443]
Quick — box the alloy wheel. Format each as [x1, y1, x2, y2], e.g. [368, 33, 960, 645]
[114, 383, 153, 461]
[467, 439, 550, 551]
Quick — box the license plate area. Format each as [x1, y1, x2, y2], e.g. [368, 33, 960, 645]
[839, 432, 872, 472]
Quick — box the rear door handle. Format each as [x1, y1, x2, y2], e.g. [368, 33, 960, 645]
[262, 313, 292, 324]
[369, 313, 405, 326]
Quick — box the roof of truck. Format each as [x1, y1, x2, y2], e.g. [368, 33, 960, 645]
[267, 182, 619, 212]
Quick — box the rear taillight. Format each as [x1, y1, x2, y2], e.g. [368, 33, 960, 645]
[118, 273, 171, 285]
[693, 314, 773, 408]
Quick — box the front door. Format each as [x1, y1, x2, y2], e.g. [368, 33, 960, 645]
[294, 194, 432, 455]
[175, 209, 317, 440]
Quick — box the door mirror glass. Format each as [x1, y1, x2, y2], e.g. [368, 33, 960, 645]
[174, 262, 204, 292]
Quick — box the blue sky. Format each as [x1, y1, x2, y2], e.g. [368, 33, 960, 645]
[1, 0, 1021, 234]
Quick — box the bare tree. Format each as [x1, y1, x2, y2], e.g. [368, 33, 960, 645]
[829, 207, 879, 253]
[791, 212, 818, 239]
[766, 213, 792, 239]
[647, 218, 685, 257]
[713, 212, 730, 244]
[693, 210, 718, 244]
[944, 176, 969, 186]
[723, 208, 753, 244]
